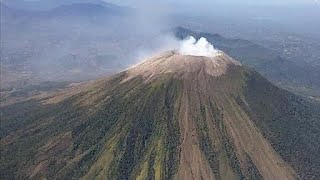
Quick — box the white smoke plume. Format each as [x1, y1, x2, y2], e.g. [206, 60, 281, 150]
[179, 36, 222, 57]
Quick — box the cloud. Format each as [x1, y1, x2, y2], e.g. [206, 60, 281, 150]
[179, 36, 221, 57]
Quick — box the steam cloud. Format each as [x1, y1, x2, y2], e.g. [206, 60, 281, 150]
[179, 36, 221, 57]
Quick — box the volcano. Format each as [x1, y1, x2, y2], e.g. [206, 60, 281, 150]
[1, 51, 320, 179]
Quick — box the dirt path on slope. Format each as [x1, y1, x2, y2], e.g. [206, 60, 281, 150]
[176, 85, 215, 180]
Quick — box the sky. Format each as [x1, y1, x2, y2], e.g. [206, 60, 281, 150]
[106, 0, 318, 6]
[3, 0, 319, 10]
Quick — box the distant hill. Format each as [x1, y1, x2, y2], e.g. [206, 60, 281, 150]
[174, 27, 320, 98]
[0, 1, 130, 92]
[1, 1, 129, 18]
[48, 3, 128, 17]
[0, 1, 30, 17]
[1, 0, 114, 11]
[174, 27, 278, 66]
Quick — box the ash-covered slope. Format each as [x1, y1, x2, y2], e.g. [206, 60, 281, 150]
[1, 51, 320, 180]
[124, 51, 239, 81]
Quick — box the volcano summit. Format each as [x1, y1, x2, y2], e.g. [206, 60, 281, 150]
[124, 50, 240, 81]
[1, 47, 320, 179]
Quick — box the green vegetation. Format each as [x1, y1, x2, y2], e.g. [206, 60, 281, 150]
[196, 103, 221, 180]
[239, 71, 320, 179]
[0, 75, 182, 179]
[209, 101, 245, 180]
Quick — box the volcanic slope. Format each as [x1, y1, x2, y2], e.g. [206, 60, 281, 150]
[1, 51, 320, 180]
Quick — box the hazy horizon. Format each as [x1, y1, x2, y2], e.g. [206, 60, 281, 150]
[1, 0, 320, 97]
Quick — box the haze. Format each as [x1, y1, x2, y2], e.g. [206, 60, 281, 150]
[1, 0, 320, 99]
